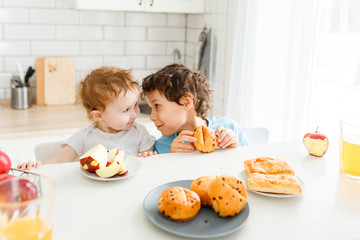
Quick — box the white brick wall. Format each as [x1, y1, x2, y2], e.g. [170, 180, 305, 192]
[0, 0, 228, 116]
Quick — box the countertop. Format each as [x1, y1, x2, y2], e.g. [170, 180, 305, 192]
[0, 99, 153, 140]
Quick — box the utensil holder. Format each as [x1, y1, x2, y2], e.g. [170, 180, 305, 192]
[11, 86, 33, 109]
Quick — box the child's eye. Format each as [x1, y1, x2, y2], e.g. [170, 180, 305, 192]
[155, 104, 160, 109]
[123, 108, 130, 112]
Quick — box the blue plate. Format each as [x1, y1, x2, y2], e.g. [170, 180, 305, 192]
[143, 180, 250, 239]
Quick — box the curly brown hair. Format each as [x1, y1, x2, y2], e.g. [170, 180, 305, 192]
[141, 64, 211, 119]
[79, 66, 138, 120]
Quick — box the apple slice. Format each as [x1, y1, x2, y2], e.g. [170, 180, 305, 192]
[79, 144, 107, 172]
[112, 151, 128, 175]
[107, 148, 119, 162]
[95, 161, 121, 178]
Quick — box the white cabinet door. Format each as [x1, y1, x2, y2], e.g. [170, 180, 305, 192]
[146, 0, 204, 13]
[76, 0, 145, 11]
[76, 0, 204, 13]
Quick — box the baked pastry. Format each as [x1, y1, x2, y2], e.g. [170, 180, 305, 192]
[193, 125, 218, 153]
[247, 173, 302, 195]
[190, 176, 216, 207]
[208, 174, 247, 217]
[243, 157, 295, 175]
[158, 186, 201, 222]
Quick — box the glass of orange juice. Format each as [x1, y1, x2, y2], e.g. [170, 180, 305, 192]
[340, 118, 360, 182]
[0, 171, 56, 240]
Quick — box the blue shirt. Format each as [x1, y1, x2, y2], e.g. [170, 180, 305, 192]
[153, 116, 251, 154]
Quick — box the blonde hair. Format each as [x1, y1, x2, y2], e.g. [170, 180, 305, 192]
[79, 66, 138, 120]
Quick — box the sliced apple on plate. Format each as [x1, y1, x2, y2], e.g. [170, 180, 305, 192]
[79, 144, 108, 172]
[95, 149, 128, 178]
[95, 161, 122, 178]
[112, 150, 128, 175]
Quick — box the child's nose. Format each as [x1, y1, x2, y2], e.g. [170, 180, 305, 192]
[150, 110, 156, 121]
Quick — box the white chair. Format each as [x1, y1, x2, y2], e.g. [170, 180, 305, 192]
[34, 141, 63, 163]
[242, 127, 269, 145]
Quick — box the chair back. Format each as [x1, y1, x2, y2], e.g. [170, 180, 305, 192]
[34, 141, 63, 163]
[242, 127, 269, 145]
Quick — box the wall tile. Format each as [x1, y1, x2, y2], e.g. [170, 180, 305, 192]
[81, 11, 125, 26]
[3, 0, 55, 8]
[146, 55, 172, 69]
[0, 8, 28, 23]
[186, 28, 200, 43]
[148, 27, 185, 41]
[167, 14, 186, 27]
[105, 26, 146, 41]
[0, 73, 12, 88]
[126, 12, 166, 26]
[80, 41, 124, 56]
[125, 42, 166, 55]
[0, 40, 30, 55]
[57, 25, 102, 40]
[5, 56, 36, 72]
[0, 25, 2, 39]
[30, 9, 79, 24]
[0, 58, 3, 72]
[74, 56, 103, 71]
[5, 24, 55, 40]
[104, 56, 145, 69]
[56, 0, 73, 8]
[31, 41, 79, 56]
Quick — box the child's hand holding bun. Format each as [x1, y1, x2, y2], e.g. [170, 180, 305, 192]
[193, 125, 218, 153]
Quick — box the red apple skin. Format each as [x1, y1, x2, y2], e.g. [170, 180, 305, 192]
[303, 132, 328, 141]
[0, 178, 38, 203]
[80, 157, 101, 172]
[0, 173, 15, 182]
[0, 150, 11, 174]
[118, 170, 128, 176]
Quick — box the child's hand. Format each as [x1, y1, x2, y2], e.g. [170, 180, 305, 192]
[215, 126, 239, 149]
[170, 130, 197, 153]
[17, 161, 41, 171]
[138, 149, 157, 158]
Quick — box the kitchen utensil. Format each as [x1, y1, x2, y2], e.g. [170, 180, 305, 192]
[16, 62, 25, 86]
[24, 66, 35, 87]
[36, 57, 75, 105]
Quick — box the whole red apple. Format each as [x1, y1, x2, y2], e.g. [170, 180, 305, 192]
[0, 150, 11, 174]
[303, 127, 329, 157]
[0, 178, 38, 203]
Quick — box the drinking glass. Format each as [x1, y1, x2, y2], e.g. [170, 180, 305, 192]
[0, 170, 56, 240]
[340, 118, 360, 181]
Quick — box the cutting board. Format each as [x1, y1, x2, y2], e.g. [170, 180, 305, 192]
[36, 57, 76, 105]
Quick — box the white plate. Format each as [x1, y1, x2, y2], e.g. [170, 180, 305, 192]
[239, 170, 304, 198]
[143, 180, 250, 239]
[79, 154, 142, 181]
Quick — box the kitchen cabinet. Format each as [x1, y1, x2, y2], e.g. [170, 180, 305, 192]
[76, 0, 204, 14]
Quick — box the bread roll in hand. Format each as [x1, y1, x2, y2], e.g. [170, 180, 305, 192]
[193, 125, 218, 153]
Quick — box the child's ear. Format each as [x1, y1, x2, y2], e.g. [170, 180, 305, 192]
[90, 110, 102, 120]
[181, 92, 194, 110]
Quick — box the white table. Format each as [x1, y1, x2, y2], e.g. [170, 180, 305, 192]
[33, 141, 360, 240]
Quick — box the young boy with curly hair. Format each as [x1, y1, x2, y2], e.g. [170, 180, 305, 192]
[19, 66, 156, 170]
[141, 63, 250, 154]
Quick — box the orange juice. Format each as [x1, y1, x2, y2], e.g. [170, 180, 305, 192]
[1, 216, 52, 240]
[341, 136, 360, 178]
